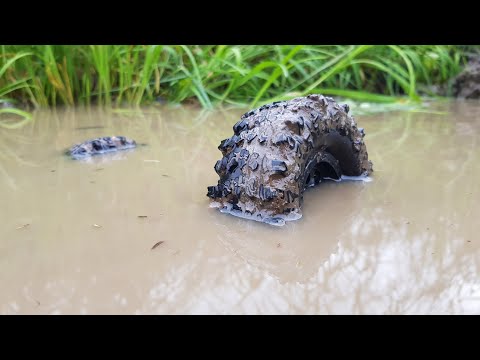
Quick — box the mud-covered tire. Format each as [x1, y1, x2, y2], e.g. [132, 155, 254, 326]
[207, 94, 373, 225]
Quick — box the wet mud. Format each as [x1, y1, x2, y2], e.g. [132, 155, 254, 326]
[453, 56, 480, 99]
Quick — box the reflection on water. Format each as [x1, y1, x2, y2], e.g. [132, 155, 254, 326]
[0, 102, 479, 314]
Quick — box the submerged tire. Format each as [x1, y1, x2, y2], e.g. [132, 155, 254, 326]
[67, 136, 137, 160]
[207, 94, 373, 226]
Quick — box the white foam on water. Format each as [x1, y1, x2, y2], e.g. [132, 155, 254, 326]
[325, 175, 373, 183]
[340, 175, 373, 182]
[212, 201, 302, 227]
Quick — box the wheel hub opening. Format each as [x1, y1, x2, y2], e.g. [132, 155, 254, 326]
[304, 159, 341, 190]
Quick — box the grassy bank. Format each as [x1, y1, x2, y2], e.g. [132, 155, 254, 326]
[0, 45, 476, 113]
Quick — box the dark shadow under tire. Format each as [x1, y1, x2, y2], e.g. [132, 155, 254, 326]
[207, 94, 373, 226]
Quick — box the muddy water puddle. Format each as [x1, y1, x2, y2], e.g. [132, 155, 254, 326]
[0, 102, 479, 314]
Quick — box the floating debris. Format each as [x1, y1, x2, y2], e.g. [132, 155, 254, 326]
[16, 224, 30, 230]
[137, 215, 148, 218]
[151, 241, 165, 250]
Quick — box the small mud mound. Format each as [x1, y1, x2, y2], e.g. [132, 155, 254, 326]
[453, 57, 480, 99]
[207, 94, 373, 226]
[67, 136, 137, 159]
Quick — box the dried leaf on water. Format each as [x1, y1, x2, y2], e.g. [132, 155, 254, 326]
[16, 223, 30, 230]
[151, 241, 164, 250]
[75, 126, 105, 130]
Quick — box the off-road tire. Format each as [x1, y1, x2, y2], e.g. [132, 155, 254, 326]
[207, 94, 373, 225]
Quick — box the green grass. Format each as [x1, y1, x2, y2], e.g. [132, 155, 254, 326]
[0, 45, 476, 117]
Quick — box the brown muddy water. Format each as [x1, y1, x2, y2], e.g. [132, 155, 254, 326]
[1, 102, 479, 314]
